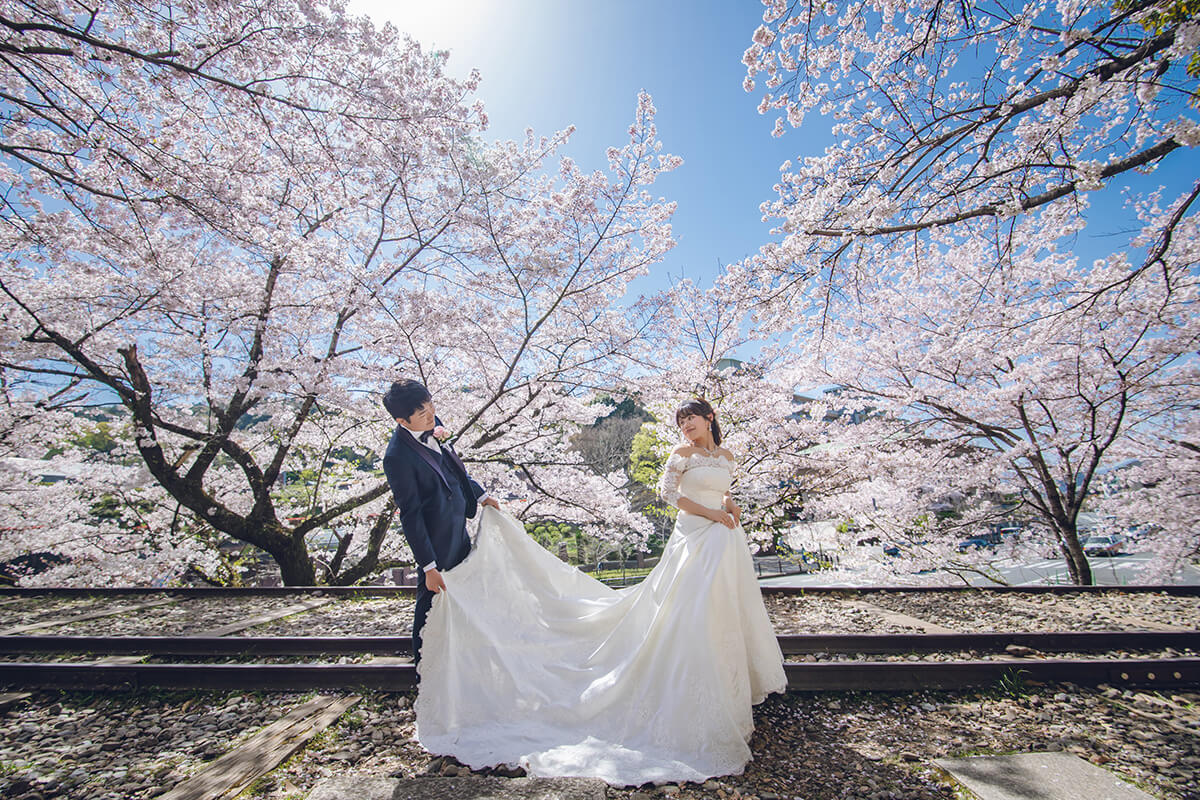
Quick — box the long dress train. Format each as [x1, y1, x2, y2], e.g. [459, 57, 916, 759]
[414, 451, 787, 786]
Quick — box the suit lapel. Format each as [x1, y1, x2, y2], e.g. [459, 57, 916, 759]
[397, 427, 451, 489]
[441, 442, 469, 482]
[429, 416, 471, 487]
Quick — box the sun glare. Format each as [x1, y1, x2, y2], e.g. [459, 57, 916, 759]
[346, 0, 501, 57]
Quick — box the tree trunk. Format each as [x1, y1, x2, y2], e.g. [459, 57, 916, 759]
[1057, 524, 1093, 585]
[272, 538, 318, 586]
[328, 502, 397, 586]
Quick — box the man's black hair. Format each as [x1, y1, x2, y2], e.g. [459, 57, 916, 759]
[382, 379, 432, 421]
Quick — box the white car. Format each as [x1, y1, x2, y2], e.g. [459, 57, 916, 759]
[1080, 534, 1124, 557]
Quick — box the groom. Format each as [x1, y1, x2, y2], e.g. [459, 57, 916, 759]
[382, 379, 498, 665]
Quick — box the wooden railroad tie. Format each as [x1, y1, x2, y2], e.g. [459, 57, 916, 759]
[0, 598, 182, 636]
[189, 598, 334, 637]
[841, 599, 959, 635]
[0, 691, 30, 711]
[155, 693, 361, 800]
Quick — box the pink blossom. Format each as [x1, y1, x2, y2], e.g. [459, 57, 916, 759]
[0, 2, 680, 586]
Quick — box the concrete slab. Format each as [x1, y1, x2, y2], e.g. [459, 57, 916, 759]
[307, 776, 398, 800]
[844, 599, 958, 634]
[307, 775, 609, 800]
[934, 752, 1155, 800]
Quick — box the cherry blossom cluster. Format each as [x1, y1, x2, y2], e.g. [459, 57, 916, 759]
[741, 0, 1199, 280]
[721, 1, 1200, 583]
[0, 1, 679, 585]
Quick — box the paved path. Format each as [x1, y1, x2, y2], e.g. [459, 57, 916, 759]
[989, 553, 1200, 587]
[934, 752, 1156, 800]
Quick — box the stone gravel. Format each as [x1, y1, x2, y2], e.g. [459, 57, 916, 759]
[1020, 591, 1200, 629]
[0, 597, 71, 628]
[763, 595, 923, 635]
[3, 685, 1196, 800]
[0, 689, 305, 800]
[0, 595, 146, 630]
[238, 598, 416, 637]
[2, 591, 1198, 640]
[865, 591, 1200, 632]
[1, 590, 1198, 799]
[47, 595, 321, 636]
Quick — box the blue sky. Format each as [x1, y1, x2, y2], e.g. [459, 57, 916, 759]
[348, 0, 800, 296]
[348, 0, 1200, 298]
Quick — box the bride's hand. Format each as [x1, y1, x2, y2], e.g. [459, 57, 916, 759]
[709, 508, 736, 529]
[723, 494, 741, 527]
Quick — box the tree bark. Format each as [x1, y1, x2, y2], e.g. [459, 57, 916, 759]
[268, 534, 318, 586]
[1056, 522, 1093, 585]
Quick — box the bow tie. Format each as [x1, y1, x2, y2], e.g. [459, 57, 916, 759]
[419, 430, 436, 444]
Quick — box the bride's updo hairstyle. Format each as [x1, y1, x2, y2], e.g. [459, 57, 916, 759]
[675, 398, 722, 446]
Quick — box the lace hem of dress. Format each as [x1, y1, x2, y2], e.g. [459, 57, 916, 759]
[682, 452, 736, 469]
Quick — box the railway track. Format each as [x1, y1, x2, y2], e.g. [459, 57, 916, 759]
[0, 630, 1197, 692]
[2, 629, 1199, 657]
[3, 584, 1199, 596]
[2, 656, 1196, 692]
[1, 586, 1197, 692]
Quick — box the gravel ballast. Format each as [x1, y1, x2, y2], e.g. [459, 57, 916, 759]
[3, 590, 1199, 639]
[1, 686, 1197, 800]
[1, 589, 1197, 799]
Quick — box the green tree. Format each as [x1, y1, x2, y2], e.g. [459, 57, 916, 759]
[628, 422, 675, 553]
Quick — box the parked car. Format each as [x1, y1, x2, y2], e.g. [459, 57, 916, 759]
[1081, 534, 1124, 557]
[956, 531, 1002, 552]
[1124, 524, 1154, 544]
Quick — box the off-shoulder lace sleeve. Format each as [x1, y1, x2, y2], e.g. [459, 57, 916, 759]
[657, 452, 687, 507]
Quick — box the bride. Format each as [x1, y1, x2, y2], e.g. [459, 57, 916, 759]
[414, 398, 787, 786]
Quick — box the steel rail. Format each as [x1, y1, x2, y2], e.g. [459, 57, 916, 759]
[777, 630, 1200, 654]
[2, 657, 1198, 692]
[782, 657, 1200, 691]
[1, 630, 1197, 657]
[1, 584, 1199, 597]
[0, 635, 415, 656]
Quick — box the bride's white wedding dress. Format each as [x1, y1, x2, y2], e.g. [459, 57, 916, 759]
[414, 451, 787, 786]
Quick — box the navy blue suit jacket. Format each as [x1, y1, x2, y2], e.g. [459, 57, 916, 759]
[382, 420, 485, 572]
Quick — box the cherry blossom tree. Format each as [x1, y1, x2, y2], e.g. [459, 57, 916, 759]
[731, 0, 1200, 584]
[1104, 414, 1200, 581]
[0, 0, 678, 585]
[635, 282, 839, 553]
[740, 0, 1199, 280]
[719, 200, 1198, 585]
